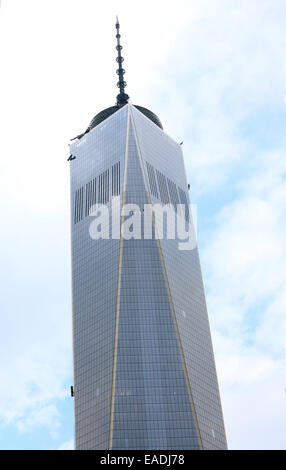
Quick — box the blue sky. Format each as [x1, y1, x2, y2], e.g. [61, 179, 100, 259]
[0, 0, 286, 450]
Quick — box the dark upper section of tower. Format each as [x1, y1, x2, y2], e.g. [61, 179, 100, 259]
[71, 18, 163, 141]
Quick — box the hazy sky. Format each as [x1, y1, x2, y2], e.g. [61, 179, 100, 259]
[0, 0, 286, 450]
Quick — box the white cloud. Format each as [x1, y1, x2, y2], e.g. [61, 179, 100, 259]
[16, 405, 60, 435]
[57, 439, 74, 450]
[154, 0, 286, 192]
[0, 331, 71, 433]
[217, 332, 286, 450]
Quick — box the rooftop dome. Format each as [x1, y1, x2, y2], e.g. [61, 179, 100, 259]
[87, 105, 163, 131]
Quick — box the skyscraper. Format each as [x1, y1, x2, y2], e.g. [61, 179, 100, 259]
[69, 18, 227, 450]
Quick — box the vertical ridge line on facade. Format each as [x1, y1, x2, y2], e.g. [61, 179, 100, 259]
[108, 106, 130, 449]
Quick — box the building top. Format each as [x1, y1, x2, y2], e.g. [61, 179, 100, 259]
[71, 18, 162, 141]
[87, 105, 163, 131]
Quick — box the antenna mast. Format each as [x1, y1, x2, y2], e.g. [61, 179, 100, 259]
[115, 17, 129, 106]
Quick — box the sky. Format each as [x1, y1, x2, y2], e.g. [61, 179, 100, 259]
[0, 0, 286, 450]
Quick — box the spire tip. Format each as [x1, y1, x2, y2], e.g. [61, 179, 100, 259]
[115, 18, 129, 106]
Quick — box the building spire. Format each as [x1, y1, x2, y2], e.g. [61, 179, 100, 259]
[115, 16, 129, 106]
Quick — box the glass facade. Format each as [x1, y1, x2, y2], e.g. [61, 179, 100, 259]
[70, 104, 227, 450]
